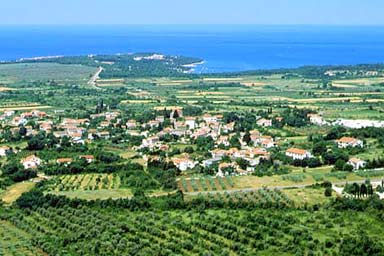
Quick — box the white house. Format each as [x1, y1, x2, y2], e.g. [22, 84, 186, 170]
[307, 114, 325, 126]
[286, 148, 312, 160]
[335, 137, 363, 148]
[0, 146, 10, 157]
[348, 158, 366, 170]
[185, 117, 196, 130]
[21, 155, 42, 169]
[172, 157, 196, 171]
[256, 118, 272, 127]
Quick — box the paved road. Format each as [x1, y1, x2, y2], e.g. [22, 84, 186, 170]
[88, 66, 103, 90]
[184, 178, 383, 196]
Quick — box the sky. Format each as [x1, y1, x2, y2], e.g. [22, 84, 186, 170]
[1, 0, 384, 25]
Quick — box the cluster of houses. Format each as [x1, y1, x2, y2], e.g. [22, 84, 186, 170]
[285, 136, 366, 170]
[0, 107, 373, 175]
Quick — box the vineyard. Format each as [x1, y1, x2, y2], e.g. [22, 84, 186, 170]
[1, 202, 383, 255]
[178, 176, 235, 193]
[46, 173, 120, 192]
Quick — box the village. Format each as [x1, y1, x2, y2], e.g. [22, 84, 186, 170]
[0, 106, 376, 180]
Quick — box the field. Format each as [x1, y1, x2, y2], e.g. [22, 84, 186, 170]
[178, 176, 235, 193]
[0, 63, 97, 83]
[0, 182, 36, 204]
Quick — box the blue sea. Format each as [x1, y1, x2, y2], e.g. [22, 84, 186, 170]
[1, 25, 384, 73]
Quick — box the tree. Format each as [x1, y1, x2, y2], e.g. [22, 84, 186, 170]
[334, 159, 346, 171]
[19, 126, 27, 136]
[243, 131, 251, 145]
[184, 146, 194, 154]
[324, 187, 333, 197]
[312, 141, 327, 156]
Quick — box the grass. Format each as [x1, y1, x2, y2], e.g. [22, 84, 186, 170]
[50, 189, 133, 200]
[0, 182, 36, 204]
[283, 187, 336, 206]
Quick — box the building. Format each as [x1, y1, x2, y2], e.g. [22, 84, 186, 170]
[56, 158, 73, 166]
[126, 120, 137, 129]
[141, 136, 160, 148]
[307, 114, 325, 126]
[172, 157, 196, 171]
[256, 118, 272, 127]
[335, 137, 363, 148]
[21, 155, 42, 169]
[79, 155, 95, 163]
[185, 117, 196, 130]
[0, 146, 10, 157]
[348, 158, 366, 170]
[202, 114, 217, 123]
[286, 148, 312, 160]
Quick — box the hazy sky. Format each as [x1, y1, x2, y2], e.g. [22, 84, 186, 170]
[1, 0, 383, 25]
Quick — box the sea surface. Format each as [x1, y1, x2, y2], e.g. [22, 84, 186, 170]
[1, 25, 384, 73]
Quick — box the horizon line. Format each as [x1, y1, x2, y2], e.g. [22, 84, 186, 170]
[1, 23, 384, 27]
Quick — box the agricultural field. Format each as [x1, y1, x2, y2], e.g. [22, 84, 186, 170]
[1, 200, 384, 255]
[0, 182, 36, 205]
[178, 176, 235, 193]
[47, 173, 119, 191]
[0, 63, 97, 83]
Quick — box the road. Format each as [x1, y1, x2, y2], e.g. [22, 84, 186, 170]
[88, 66, 103, 90]
[184, 178, 383, 196]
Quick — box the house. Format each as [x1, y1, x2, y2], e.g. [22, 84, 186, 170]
[96, 131, 110, 139]
[0, 146, 10, 157]
[185, 117, 196, 130]
[348, 158, 366, 170]
[155, 116, 165, 123]
[335, 137, 363, 148]
[79, 155, 95, 163]
[56, 158, 73, 166]
[174, 121, 187, 129]
[222, 122, 235, 133]
[99, 121, 110, 128]
[53, 131, 69, 138]
[307, 114, 325, 126]
[21, 155, 42, 169]
[126, 120, 137, 129]
[11, 116, 27, 126]
[202, 114, 217, 123]
[261, 139, 275, 149]
[256, 118, 272, 127]
[210, 149, 227, 159]
[171, 108, 183, 119]
[172, 157, 196, 171]
[217, 136, 230, 147]
[192, 127, 210, 139]
[141, 136, 160, 148]
[286, 148, 312, 160]
[275, 116, 284, 122]
[202, 157, 222, 168]
[217, 162, 237, 177]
